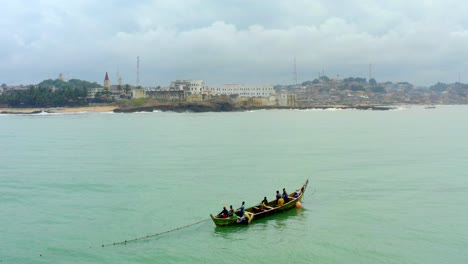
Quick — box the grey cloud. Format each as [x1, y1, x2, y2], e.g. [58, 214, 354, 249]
[1, 0, 467, 86]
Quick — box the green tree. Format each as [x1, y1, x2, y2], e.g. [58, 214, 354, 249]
[369, 78, 377, 85]
[351, 85, 365, 91]
[430, 82, 448, 92]
[0, 86, 88, 107]
[370, 85, 386, 93]
[124, 84, 131, 95]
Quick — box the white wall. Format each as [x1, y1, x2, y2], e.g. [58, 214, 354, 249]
[206, 84, 275, 97]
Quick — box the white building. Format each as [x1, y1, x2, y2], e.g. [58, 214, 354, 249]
[87, 87, 103, 99]
[170, 80, 205, 94]
[206, 84, 275, 97]
[132, 88, 146, 99]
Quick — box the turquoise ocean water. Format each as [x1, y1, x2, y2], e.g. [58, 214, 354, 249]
[1, 106, 467, 263]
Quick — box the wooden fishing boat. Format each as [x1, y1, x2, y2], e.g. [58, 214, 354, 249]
[210, 179, 309, 227]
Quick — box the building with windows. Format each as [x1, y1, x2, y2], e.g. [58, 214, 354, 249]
[170, 80, 205, 95]
[205, 84, 275, 97]
[146, 89, 186, 101]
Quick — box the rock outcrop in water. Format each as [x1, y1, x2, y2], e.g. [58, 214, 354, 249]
[114, 100, 236, 113]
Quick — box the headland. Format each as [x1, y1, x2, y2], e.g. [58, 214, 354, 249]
[0, 102, 394, 115]
[113, 100, 394, 113]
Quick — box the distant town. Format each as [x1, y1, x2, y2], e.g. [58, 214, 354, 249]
[1, 72, 467, 109]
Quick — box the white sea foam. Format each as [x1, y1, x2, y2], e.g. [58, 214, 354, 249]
[391, 107, 406, 111]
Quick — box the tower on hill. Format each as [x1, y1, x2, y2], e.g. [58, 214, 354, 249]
[104, 72, 110, 89]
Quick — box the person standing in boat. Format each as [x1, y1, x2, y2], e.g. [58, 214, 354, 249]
[282, 188, 289, 203]
[276, 190, 281, 205]
[236, 201, 245, 217]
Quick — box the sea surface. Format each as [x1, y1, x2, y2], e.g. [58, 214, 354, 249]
[1, 106, 467, 263]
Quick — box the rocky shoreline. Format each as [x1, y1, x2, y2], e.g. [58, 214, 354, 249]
[0, 103, 395, 114]
[0, 110, 44, 114]
[113, 102, 395, 113]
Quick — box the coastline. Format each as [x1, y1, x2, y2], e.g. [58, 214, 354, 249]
[0, 105, 117, 114]
[0, 102, 399, 114]
[113, 102, 396, 113]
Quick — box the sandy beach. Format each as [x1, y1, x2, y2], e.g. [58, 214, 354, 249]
[0, 105, 117, 114]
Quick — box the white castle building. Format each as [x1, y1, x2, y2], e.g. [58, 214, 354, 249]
[170, 80, 205, 95]
[206, 84, 275, 97]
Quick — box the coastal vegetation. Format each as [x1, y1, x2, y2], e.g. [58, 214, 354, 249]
[38, 79, 101, 89]
[0, 78, 101, 107]
[0, 85, 88, 107]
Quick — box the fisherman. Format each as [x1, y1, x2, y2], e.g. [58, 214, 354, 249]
[282, 188, 289, 203]
[218, 206, 229, 218]
[276, 190, 281, 205]
[261, 197, 268, 208]
[293, 189, 301, 199]
[228, 205, 235, 217]
[237, 214, 248, 224]
[277, 196, 284, 207]
[236, 201, 245, 217]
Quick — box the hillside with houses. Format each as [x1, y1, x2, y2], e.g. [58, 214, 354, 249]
[1, 73, 467, 108]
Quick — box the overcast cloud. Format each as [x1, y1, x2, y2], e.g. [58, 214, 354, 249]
[1, 0, 467, 86]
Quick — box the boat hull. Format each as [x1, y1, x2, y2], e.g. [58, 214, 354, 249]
[210, 212, 254, 227]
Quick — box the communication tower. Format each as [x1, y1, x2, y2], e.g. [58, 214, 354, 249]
[116, 67, 123, 86]
[293, 56, 298, 88]
[137, 56, 140, 87]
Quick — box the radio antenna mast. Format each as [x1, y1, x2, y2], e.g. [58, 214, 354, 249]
[136, 56, 140, 87]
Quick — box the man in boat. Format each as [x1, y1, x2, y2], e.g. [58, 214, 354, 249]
[217, 206, 229, 218]
[255, 197, 269, 212]
[277, 196, 285, 207]
[261, 197, 268, 208]
[236, 201, 245, 217]
[228, 205, 235, 217]
[276, 190, 281, 205]
[282, 188, 289, 203]
[236, 214, 248, 224]
[293, 189, 301, 199]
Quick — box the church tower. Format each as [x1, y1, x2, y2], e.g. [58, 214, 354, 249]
[104, 72, 110, 89]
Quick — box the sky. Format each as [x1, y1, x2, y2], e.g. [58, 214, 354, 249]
[1, 0, 468, 87]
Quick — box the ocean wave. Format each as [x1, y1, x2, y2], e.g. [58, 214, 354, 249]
[33, 111, 89, 115]
[391, 107, 406, 111]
